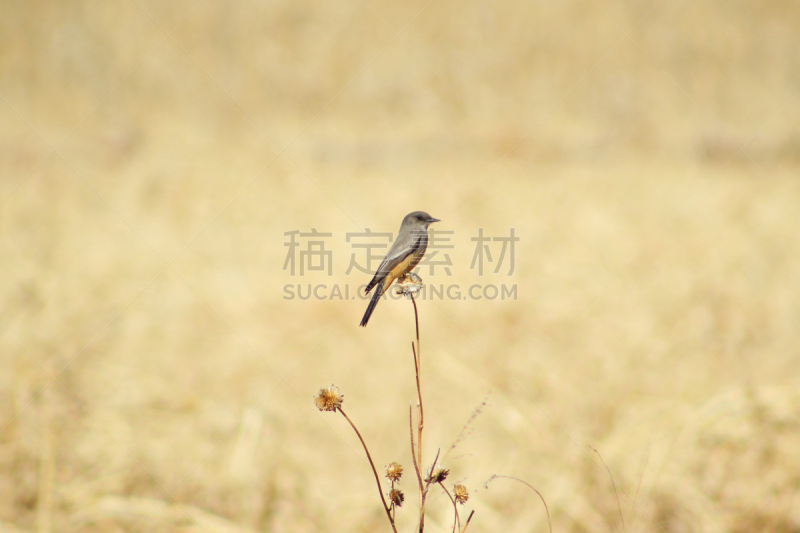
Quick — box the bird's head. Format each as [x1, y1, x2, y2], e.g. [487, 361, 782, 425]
[405, 211, 440, 228]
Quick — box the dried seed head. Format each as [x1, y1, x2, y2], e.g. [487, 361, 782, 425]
[453, 484, 469, 505]
[314, 385, 343, 412]
[385, 462, 404, 482]
[425, 465, 450, 484]
[396, 272, 423, 295]
[389, 488, 405, 507]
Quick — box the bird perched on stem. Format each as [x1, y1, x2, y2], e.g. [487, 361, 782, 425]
[360, 211, 440, 327]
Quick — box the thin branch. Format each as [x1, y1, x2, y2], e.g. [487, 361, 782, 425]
[412, 341, 424, 467]
[411, 294, 424, 470]
[590, 446, 626, 533]
[410, 293, 428, 533]
[410, 405, 423, 492]
[486, 475, 551, 533]
[419, 448, 441, 533]
[439, 483, 461, 533]
[338, 408, 397, 533]
[424, 449, 442, 490]
[460, 510, 475, 532]
[391, 479, 396, 523]
[411, 292, 420, 343]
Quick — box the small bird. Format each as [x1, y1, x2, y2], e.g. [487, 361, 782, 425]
[360, 211, 440, 327]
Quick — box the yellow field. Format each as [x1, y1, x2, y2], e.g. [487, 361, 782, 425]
[2, 1, 800, 532]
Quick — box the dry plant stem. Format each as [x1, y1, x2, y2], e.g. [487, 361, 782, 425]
[426, 448, 441, 488]
[590, 446, 626, 533]
[411, 294, 424, 469]
[412, 342, 424, 469]
[410, 406, 423, 492]
[409, 293, 428, 533]
[411, 291, 421, 347]
[417, 447, 441, 533]
[490, 476, 552, 533]
[337, 408, 397, 533]
[419, 448, 442, 520]
[438, 483, 461, 533]
[460, 510, 475, 533]
[391, 480, 396, 522]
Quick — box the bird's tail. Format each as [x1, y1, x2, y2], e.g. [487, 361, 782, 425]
[359, 284, 384, 327]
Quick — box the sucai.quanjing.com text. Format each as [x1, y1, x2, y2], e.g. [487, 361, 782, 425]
[283, 283, 518, 301]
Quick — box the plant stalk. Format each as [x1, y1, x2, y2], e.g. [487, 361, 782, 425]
[339, 408, 397, 533]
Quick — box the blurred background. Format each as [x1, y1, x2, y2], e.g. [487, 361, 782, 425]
[2, 0, 800, 531]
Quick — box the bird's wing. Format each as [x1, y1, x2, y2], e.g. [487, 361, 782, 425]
[378, 227, 419, 274]
[364, 228, 420, 293]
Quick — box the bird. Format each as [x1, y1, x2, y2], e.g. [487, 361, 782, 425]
[360, 211, 440, 327]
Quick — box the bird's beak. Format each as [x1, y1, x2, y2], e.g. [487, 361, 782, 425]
[428, 217, 441, 224]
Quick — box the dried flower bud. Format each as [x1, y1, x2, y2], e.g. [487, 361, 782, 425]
[396, 272, 423, 295]
[425, 465, 450, 484]
[385, 462, 404, 482]
[453, 484, 469, 504]
[389, 488, 405, 507]
[314, 385, 343, 412]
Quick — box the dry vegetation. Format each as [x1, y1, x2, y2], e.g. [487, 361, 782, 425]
[2, 0, 800, 531]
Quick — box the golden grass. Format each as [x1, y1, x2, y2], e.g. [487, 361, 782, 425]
[2, 0, 800, 531]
